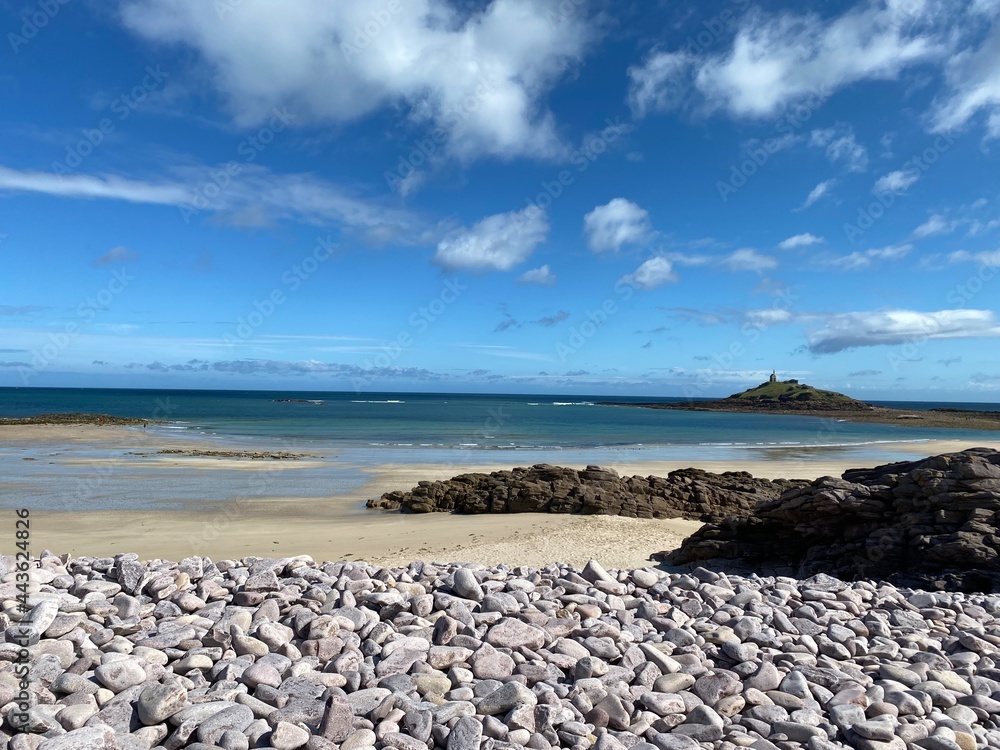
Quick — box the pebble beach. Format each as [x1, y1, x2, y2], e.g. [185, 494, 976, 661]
[4, 553, 999, 750]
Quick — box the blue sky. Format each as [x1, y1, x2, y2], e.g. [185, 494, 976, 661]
[1, 0, 1000, 398]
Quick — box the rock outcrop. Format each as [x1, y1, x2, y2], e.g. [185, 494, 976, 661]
[0, 412, 149, 426]
[658, 448, 1000, 592]
[367, 464, 805, 522]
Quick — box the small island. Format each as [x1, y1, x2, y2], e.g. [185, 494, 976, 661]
[600, 372, 1000, 431]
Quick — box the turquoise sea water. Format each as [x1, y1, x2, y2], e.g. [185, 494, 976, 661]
[1, 388, 997, 510]
[2, 386, 998, 454]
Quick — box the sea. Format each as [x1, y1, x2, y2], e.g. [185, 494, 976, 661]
[2, 387, 998, 510]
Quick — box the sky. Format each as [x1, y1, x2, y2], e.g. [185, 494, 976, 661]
[1, 0, 1000, 399]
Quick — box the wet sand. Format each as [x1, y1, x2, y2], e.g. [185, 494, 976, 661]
[3, 425, 996, 568]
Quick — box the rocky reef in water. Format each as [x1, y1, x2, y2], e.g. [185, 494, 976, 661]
[367, 464, 806, 523]
[0, 413, 150, 426]
[658, 448, 1000, 593]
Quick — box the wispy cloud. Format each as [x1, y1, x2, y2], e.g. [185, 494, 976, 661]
[722, 248, 778, 272]
[0, 306, 46, 316]
[666, 248, 777, 273]
[826, 243, 912, 270]
[627, 1, 953, 120]
[779, 233, 824, 250]
[93, 245, 139, 266]
[456, 344, 551, 361]
[0, 163, 419, 239]
[912, 213, 955, 239]
[808, 309, 1000, 354]
[800, 179, 834, 209]
[874, 168, 920, 194]
[810, 126, 868, 172]
[534, 311, 569, 327]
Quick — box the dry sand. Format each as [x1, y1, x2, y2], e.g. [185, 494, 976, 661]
[4, 425, 996, 569]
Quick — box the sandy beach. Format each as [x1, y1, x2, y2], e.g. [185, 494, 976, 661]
[3, 425, 997, 569]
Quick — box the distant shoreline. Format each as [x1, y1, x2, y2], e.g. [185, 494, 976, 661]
[597, 400, 1000, 431]
[0, 412, 151, 426]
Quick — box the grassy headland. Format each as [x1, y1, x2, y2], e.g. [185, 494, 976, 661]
[599, 378, 1000, 431]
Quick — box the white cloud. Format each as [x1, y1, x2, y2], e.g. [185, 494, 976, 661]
[0, 163, 417, 237]
[870, 244, 913, 261]
[619, 257, 678, 291]
[627, 1, 950, 120]
[801, 179, 835, 209]
[583, 198, 653, 253]
[119, 0, 596, 161]
[807, 309, 1000, 353]
[874, 168, 920, 193]
[810, 126, 869, 172]
[829, 251, 874, 271]
[665, 248, 777, 272]
[745, 308, 796, 327]
[434, 205, 548, 272]
[930, 22, 1000, 137]
[0, 165, 187, 205]
[665, 253, 713, 267]
[828, 243, 913, 270]
[912, 213, 954, 238]
[779, 233, 824, 249]
[949, 249, 1000, 266]
[517, 264, 556, 286]
[722, 248, 778, 272]
[627, 51, 695, 117]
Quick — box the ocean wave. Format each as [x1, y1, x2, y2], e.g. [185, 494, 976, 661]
[351, 400, 404, 403]
[695, 438, 933, 449]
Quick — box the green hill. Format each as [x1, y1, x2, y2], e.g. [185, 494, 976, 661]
[726, 378, 862, 405]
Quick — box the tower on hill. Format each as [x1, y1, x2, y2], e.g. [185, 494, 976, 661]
[769, 370, 777, 383]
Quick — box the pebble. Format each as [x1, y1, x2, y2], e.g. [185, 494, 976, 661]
[4, 553, 999, 750]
